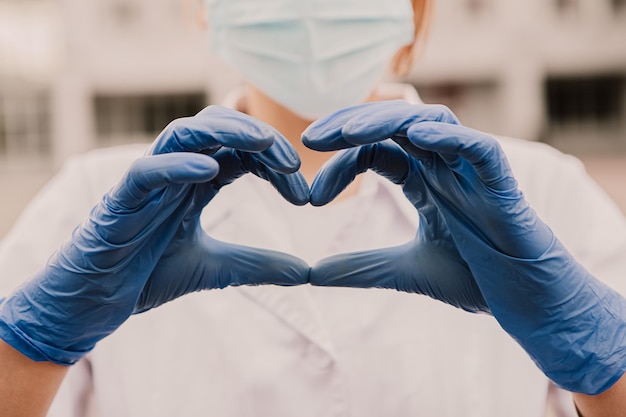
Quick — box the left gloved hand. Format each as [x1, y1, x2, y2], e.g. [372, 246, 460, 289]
[0, 106, 310, 366]
[303, 100, 626, 395]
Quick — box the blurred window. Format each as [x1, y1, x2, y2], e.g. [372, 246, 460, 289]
[111, 1, 140, 27]
[555, 0, 579, 13]
[93, 92, 206, 145]
[464, 0, 491, 16]
[105, 0, 142, 30]
[613, 0, 626, 13]
[546, 75, 623, 128]
[414, 81, 502, 134]
[0, 87, 51, 157]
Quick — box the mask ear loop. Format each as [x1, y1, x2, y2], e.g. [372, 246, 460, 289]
[390, 0, 435, 76]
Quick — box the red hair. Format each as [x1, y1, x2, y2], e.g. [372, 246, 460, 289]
[390, 0, 434, 76]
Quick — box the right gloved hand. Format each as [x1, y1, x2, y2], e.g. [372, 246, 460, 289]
[0, 106, 310, 366]
[304, 100, 626, 395]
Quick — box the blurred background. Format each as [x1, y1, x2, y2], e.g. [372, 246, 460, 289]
[1, 0, 625, 239]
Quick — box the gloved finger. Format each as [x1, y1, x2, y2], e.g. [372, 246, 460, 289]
[147, 106, 291, 163]
[406, 122, 518, 192]
[190, 108, 302, 174]
[311, 242, 489, 313]
[210, 148, 309, 206]
[107, 153, 219, 211]
[302, 101, 460, 151]
[392, 136, 436, 165]
[310, 246, 406, 290]
[309, 141, 410, 206]
[206, 239, 310, 287]
[150, 108, 302, 174]
[205, 131, 303, 176]
[301, 102, 392, 151]
[258, 169, 309, 206]
[393, 135, 462, 175]
[132, 235, 310, 313]
[251, 130, 302, 174]
[342, 102, 460, 146]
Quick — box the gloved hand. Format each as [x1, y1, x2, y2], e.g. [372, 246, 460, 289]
[303, 100, 626, 395]
[0, 106, 310, 366]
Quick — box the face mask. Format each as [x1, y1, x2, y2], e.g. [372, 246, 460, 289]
[205, 0, 414, 120]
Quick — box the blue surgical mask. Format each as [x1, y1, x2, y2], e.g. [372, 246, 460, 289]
[206, 0, 414, 120]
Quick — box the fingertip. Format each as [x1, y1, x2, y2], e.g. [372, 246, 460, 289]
[308, 265, 326, 286]
[190, 152, 221, 172]
[308, 172, 344, 207]
[309, 147, 365, 206]
[301, 130, 354, 152]
[201, 105, 280, 152]
[264, 252, 311, 286]
[309, 255, 343, 286]
[253, 124, 280, 149]
[406, 120, 440, 135]
[176, 153, 221, 181]
[277, 151, 302, 174]
[292, 198, 310, 207]
[426, 104, 461, 125]
[308, 254, 359, 287]
[300, 122, 319, 144]
[257, 154, 301, 175]
[340, 117, 372, 145]
[301, 111, 357, 151]
[300, 130, 318, 149]
[227, 122, 275, 153]
[293, 257, 311, 285]
[213, 240, 310, 287]
[309, 190, 333, 207]
[253, 131, 303, 174]
[405, 122, 457, 153]
[284, 186, 311, 206]
[264, 170, 310, 206]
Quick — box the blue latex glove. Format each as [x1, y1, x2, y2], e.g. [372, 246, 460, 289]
[303, 100, 626, 395]
[0, 106, 309, 366]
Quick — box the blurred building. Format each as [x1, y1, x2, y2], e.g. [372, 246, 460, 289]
[411, 0, 626, 152]
[0, 0, 238, 169]
[0, 1, 60, 169]
[1, 0, 626, 170]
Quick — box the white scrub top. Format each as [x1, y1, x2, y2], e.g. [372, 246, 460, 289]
[1, 85, 625, 417]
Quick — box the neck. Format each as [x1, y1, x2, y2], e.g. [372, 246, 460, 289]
[245, 85, 330, 184]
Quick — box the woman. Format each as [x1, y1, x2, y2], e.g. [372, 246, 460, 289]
[1, 0, 625, 416]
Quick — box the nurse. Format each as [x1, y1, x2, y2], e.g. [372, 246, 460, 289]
[1, 0, 625, 416]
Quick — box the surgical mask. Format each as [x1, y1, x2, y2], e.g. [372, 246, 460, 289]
[205, 0, 414, 120]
